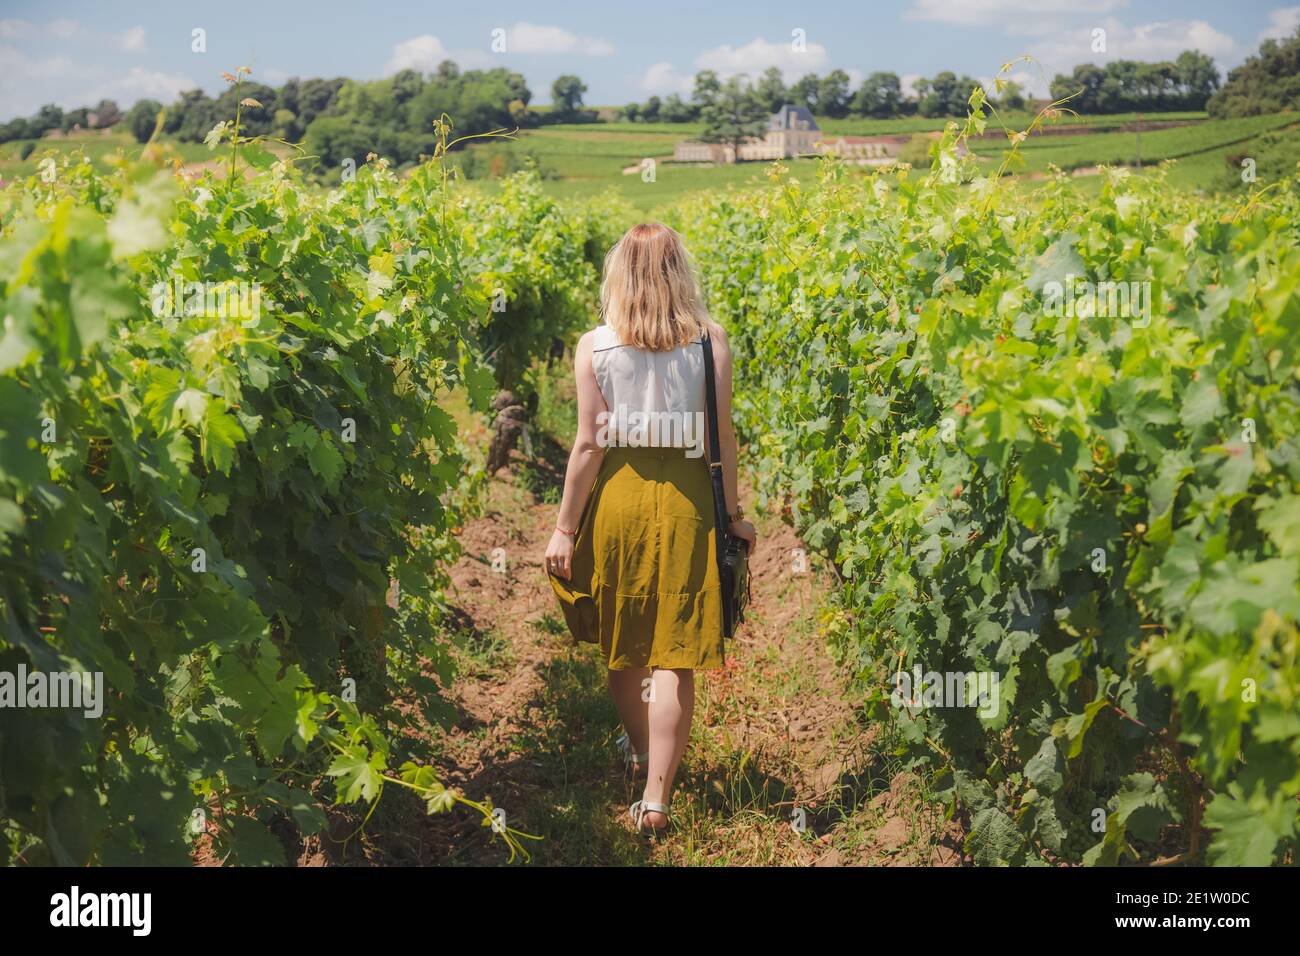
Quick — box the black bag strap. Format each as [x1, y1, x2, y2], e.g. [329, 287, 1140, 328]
[700, 331, 730, 562]
[701, 331, 723, 470]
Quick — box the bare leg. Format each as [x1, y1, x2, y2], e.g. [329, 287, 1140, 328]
[641, 668, 694, 830]
[608, 666, 651, 756]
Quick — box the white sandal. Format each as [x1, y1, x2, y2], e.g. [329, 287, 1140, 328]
[615, 732, 649, 774]
[629, 799, 671, 835]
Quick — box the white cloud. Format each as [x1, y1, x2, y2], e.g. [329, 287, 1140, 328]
[506, 22, 614, 56]
[1123, 19, 1237, 59]
[0, 19, 33, 40]
[0, 46, 75, 84]
[113, 66, 191, 103]
[1259, 6, 1300, 43]
[1003, 19, 1073, 38]
[385, 34, 449, 74]
[639, 61, 693, 95]
[695, 36, 831, 82]
[118, 25, 146, 53]
[1023, 17, 1237, 77]
[907, 0, 1127, 26]
[48, 18, 80, 40]
[0, 45, 193, 119]
[383, 34, 502, 75]
[899, 73, 923, 99]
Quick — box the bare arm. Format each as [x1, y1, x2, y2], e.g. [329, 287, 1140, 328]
[545, 331, 607, 579]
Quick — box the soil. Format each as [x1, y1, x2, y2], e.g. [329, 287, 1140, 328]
[292, 427, 967, 866]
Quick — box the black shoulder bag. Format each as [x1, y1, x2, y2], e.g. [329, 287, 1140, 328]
[701, 332, 750, 639]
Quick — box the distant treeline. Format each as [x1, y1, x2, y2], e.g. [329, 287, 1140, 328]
[0, 61, 598, 175]
[623, 53, 1220, 123]
[0, 100, 123, 144]
[622, 67, 1021, 121]
[1049, 52, 1221, 113]
[1208, 26, 1300, 117]
[624, 32, 1299, 122]
[2, 28, 1294, 163]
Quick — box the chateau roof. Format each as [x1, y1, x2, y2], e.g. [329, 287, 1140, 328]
[770, 104, 819, 131]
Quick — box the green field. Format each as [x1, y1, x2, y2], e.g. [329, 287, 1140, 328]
[6, 110, 1295, 211]
[470, 111, 1299, 209]
[0, 130, 212, 181]
[969, 112, 1298, 174]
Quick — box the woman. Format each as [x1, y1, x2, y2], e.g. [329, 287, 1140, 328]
[545, 222, 757, 836]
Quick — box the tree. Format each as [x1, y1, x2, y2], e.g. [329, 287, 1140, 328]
[641, 95, 662, 123]
[296, 78, 345, 126]
[167, 89, 217, 141]
[271, 108, 297, 140]
[1052, 52, 1222, 113]
[61, 107, 89, 132]
[1208, 27, 1297, 117]
[30, 104, 64, 136]
[1175, 50, 1219, 107]
[852, 72, 904, 118]
[125, 99, 163, 143]
[390, 69, 424, 105]
[790, 73, 820, 111]
[1051, 63, 1106, 110]
[0, 118, 32, 142]
[660, 94, 695, 122]
[817, 70, 852, 118]
[405, 68, 524, 142]
[921, 72, 983, 116]
[692, 70, 722, 112]
[915, 73, 960, 117]
[303, 114, 381, 173]
[755, 67, 787, 112]
[622, 102, 640, 122]
[996, 80, 1026, 112]
[213, 82, 277, 137]
[551, 74, 587, 115]
[699, 75, 768, 160]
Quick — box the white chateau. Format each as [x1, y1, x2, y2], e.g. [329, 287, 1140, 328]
[673, 105, 910, 165]
[674, 104, 822, 163]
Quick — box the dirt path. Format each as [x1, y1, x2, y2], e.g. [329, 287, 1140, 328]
[332, 422, 961, 867]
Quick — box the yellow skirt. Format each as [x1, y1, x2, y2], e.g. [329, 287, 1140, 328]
[548, 446, 725, 670]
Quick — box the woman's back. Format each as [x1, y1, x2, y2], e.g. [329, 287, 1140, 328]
[546, 221, 755, 835]
[589, 322, 707, 457]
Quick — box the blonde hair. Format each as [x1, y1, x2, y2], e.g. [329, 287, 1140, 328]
[600, 223, 710, 351]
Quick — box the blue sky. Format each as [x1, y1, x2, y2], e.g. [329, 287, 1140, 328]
[2, 1, 1298, 120]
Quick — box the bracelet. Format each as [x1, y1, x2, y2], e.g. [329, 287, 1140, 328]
[556, 524, 577, 537]
[728, 506, 745, 523]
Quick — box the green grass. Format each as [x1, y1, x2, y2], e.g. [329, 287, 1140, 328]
[467, 142, 823, 212]
[9, 110, 1290, 209]
[971, 113, 1297, 175]
[0, 131, 214, 180]
[455, 110, 1289, 207]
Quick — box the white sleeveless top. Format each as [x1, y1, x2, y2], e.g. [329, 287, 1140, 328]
[589, 322, 707, 456]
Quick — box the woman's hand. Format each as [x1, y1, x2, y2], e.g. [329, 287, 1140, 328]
[545, 529, 575, 580]
[729, 519, 757, 555]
